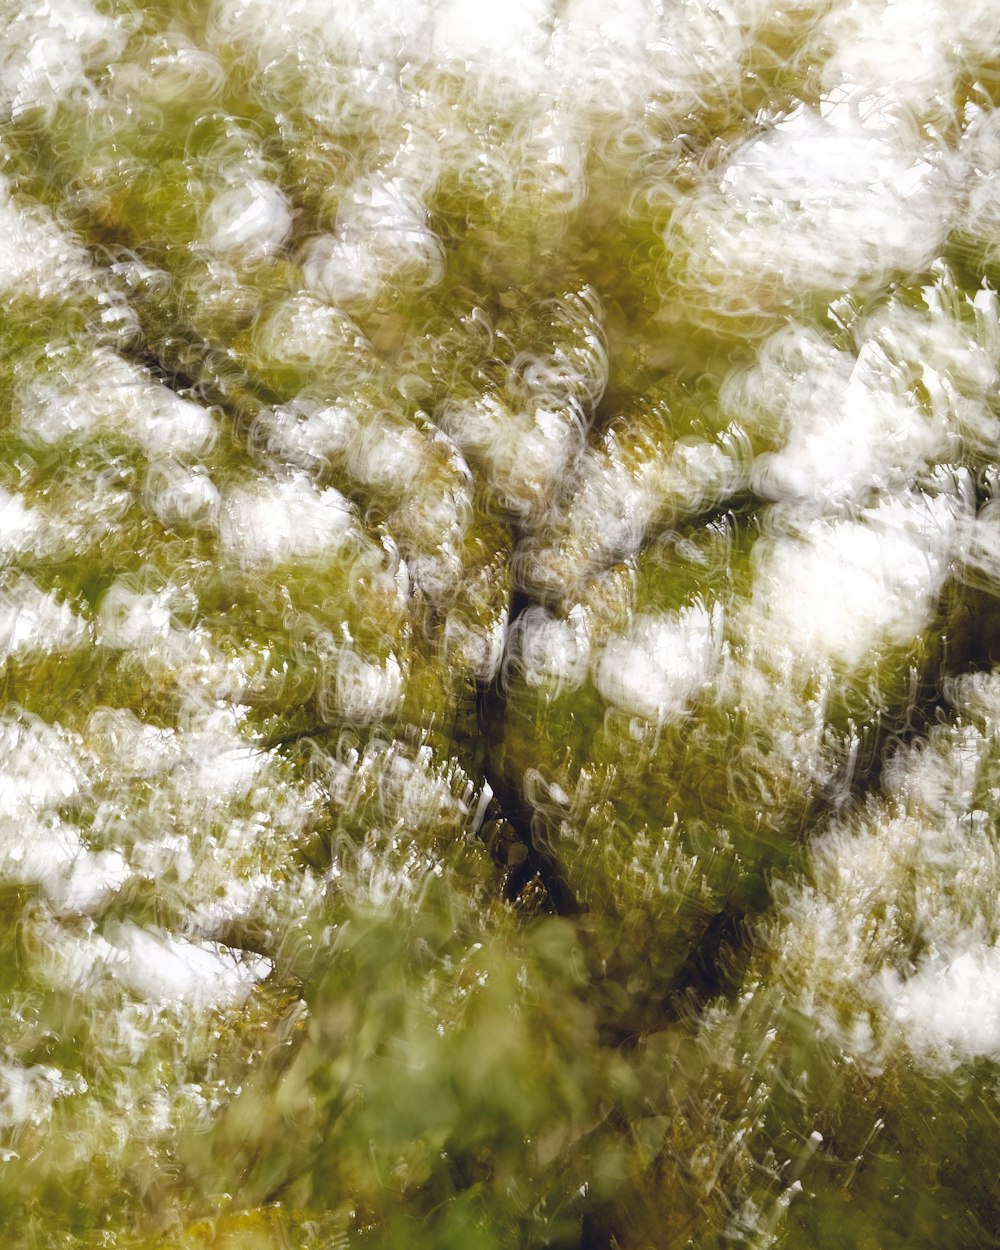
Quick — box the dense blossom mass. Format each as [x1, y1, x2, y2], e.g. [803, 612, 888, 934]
[3, 0, 1000, 1245]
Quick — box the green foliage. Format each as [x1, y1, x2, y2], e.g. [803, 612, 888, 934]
[4, 0, 1000, 1247]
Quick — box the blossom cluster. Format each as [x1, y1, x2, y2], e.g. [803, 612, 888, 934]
[3, 0, 1000, 1246]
